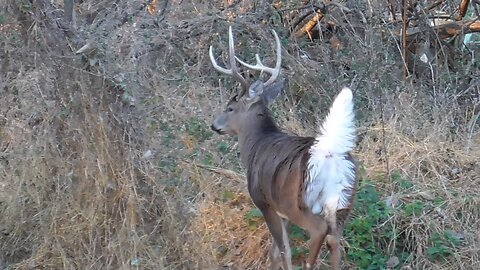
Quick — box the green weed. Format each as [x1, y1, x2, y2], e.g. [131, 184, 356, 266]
[217, 142, 229, 154]
[185, 117, 213, 142]
[289, 224, 309, 261]
[220, 190, 236, 202]
[157, 155, 178, 174]
[202, 153, 214, 166]
[160, 122, 175, 145]
[402, 200, 424, 217]
[391, 170, 413, 190]
[344, 181, 395, 269]
[291, 246, 308, 260]
[245, 208, 263, 220]
[147, 121, 157, 134]
[426, 230, 463, 261]
[244, 208, 263, 230]
[288, 224, 308, 241]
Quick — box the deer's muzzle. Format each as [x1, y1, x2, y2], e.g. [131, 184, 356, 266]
[210, 124, 225, 135]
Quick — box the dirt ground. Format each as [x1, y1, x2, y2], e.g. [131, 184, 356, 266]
[0, 0, 479, 269]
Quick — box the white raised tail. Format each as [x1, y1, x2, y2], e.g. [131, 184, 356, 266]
[305, 87, 356, 220]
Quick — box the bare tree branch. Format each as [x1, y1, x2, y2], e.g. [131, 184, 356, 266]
[406, 19, 480, 39]
[64, 0, 74, 23]
[457, 0, 470, 20]
[293, 11, 324, 38]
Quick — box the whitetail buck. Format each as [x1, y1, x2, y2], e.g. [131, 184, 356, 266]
[209, 26, 357, 270]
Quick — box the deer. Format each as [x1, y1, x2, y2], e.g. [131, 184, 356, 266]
[209, 26, 357, 270]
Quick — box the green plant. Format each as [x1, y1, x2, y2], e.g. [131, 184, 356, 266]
[402, 200, 424, 217]
[269, 105, 281, 119]
[147, 121, 157, 135]
[291, 246, 308, 260]
[220, 190, 235, 202]
[288, 224, 309, 261]
[245, 208, 263, 220]
[344, 181, 395, 269]
[16, 0, 33, 12]
[426, 230, 462, 261]
[185, 117, 213, 142]
[391, 170, 413, 190]
[202, 153, 214, 166]
[157, 155, 178, 174]
[159, 122, 175, 145]
[288, 224, 308, 241]
[244, 208, 263, 230]
[217, 141, 229, 154]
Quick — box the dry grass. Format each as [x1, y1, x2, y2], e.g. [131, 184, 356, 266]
[191, 191, 271, 269]
[1, 0, 479, 269]
[359, 124, 479, 269]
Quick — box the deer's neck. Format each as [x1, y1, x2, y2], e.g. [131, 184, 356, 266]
[238, 113, 282, 166]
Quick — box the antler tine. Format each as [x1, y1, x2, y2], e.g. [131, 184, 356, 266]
[235, 29, 282, 86]
[209, 46, 231, 75]
[228, 26, 249, 97]
[209, 26, 248, 97]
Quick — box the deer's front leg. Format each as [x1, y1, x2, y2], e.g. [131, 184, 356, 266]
[269, 239, 282, 270]
[261, 208, 293, 270]
[269, 218, 289, 270]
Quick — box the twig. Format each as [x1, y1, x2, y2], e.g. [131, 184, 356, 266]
[387, 0, 396, 21]
[276, 4, 322, 13]
[190, 162, 244, 181]
[473, 0, 480, 17]
[401, 0, 408, 79]
[426, 0, 444, 12]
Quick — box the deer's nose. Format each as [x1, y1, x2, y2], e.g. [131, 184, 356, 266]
[211, 124, 224, 135]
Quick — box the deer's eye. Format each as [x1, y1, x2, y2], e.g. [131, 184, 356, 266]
[226, 107, 233, 112]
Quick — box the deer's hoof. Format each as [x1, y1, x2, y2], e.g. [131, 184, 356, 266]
[302, 262, 312, 270]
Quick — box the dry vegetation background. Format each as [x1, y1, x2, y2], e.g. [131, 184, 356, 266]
[0, 0, 479, 269]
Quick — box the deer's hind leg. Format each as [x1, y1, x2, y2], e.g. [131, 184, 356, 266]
[326, 235, 341, 270]
[326, 208, 351, 270]
[283, 209, 328, 270]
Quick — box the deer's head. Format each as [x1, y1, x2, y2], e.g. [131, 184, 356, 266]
[209, 27, 284, 136]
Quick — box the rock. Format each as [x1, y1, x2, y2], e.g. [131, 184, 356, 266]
[386, 255, 399, 268]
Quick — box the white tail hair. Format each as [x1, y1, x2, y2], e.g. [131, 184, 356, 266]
[316, 87, 355, 154]
[306, 87, 356, 214]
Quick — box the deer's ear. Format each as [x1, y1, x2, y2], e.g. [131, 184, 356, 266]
[245, 79, 284, 108]
[248, 80, 264, 98]
[261, 79, 284, 106]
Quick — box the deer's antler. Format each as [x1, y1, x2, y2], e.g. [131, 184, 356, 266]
[209, 26, 249, 98]
[235, 29, 282, 86]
